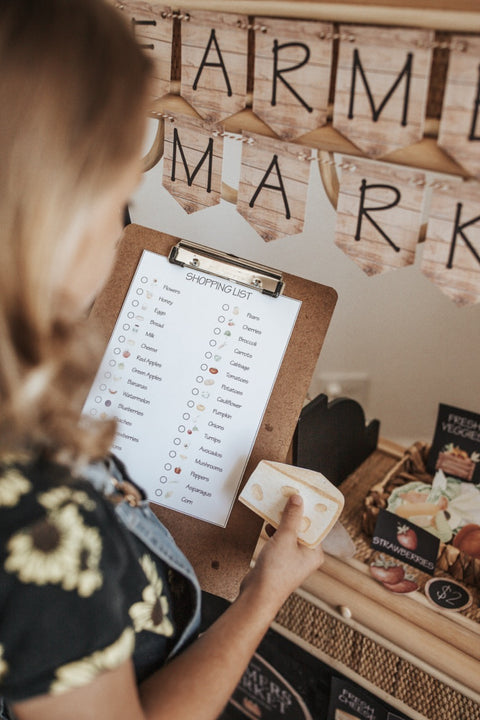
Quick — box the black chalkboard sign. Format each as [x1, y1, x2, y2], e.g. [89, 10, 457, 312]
[425, 577, 472, 611]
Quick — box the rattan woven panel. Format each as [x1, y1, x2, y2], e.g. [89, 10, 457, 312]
[275, 592, 480, 720]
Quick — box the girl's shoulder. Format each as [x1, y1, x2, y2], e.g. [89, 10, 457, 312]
[0, 454, 119, 539]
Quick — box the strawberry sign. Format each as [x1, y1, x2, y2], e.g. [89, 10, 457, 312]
[369, 509, 439, 594]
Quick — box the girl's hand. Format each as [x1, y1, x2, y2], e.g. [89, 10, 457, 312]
[239, 494, 324, 617]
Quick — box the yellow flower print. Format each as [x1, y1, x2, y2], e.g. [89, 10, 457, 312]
[38, 486, 96, 512]
[129, 555, 174, 637]
[0, 468, 32, 507]
[5, 504, 103, 596]
[50, 627, 135, 695]
[62, 524, 103, 598]
[0, 644, 8, 682]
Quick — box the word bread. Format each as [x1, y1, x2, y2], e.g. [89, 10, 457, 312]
[239, 460, 344, 548]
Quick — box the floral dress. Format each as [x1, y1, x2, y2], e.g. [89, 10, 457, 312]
[0, 453, 196, 710]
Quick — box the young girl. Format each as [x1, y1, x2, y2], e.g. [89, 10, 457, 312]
[0, 1, 324, 718]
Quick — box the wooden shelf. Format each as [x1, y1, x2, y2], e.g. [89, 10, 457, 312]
[178, 0, 480, 32]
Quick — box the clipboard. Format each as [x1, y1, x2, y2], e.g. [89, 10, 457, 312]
[89, 224, 337, 599]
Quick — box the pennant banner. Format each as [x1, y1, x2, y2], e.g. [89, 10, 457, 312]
[421, 180, 480, 306]
[438, 35, 480, 179]
[119, 1, 173, 100]
[333, 25, 433, 157]
[335, 157, 425, 275]
[112, 3, 480, 305]
[236, 132, 311, 242]
[252, 17, 333, 140]
[180, 10, 248, 122]
[162, 114, 224, 213]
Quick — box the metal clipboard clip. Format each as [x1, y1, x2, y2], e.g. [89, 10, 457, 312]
[168, 240, 285, 298]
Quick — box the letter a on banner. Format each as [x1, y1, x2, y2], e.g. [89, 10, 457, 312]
[180, 10, 248, 122]
[252, 17, 333, 140]
[162, 114, 223, 213]
[236, 132, 311, 241]
[422, 180, 480, 306]
[438, 36, 480, 179]
[335, 157, 425, 275]
[333, 26, 433, 157]
[117, 2, 173, 100]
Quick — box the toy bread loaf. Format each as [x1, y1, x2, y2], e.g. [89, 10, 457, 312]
[238, 460, 344, 548]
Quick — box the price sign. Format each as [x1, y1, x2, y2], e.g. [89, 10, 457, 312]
[425, 578, 472, 612]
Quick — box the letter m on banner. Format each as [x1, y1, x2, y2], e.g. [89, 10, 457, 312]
[333, 25, 433, 157]
[162, 114, 224, 213]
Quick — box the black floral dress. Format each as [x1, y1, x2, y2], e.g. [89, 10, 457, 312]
[0, 453, 193, 708]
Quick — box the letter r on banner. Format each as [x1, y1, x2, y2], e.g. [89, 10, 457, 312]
[252, 17, 333, 140]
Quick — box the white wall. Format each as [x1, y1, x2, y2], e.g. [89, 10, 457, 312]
[130, 121, 480, 446]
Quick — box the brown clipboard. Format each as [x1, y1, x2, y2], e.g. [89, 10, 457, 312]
[89, 223, 337, 599]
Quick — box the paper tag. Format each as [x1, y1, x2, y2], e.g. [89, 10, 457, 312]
[427, 403, 480, 483]
[369, 509, 439, 594]
[425, 577, 472, 612]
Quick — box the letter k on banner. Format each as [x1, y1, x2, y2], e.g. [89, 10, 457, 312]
[422, 179, 480, 306]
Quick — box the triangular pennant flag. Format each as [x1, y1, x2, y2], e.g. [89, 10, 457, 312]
[422, 179, 480, 306]
[117, 2, 173, 100]
[236, 132, 312, 241]
[252, 17, 333, 140]
[438, 36, 480, 179]
[333, 25, 433, 157]
[335, 156, 425, 275]
[162, 114, 223, 213]
[180, 10, 248, 122]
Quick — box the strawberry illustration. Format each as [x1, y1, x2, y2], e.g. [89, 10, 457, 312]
[382, 578, 418, 594]
[370, 564, 404, 584]
[397, 523, 418, 551]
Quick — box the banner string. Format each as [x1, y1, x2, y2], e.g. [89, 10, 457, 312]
[148, 110, 466, 192]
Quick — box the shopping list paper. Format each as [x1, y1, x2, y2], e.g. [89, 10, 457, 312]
[83, 250, 301, 527]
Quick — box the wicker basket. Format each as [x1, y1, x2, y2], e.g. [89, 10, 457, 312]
[362, 441, 480, 587]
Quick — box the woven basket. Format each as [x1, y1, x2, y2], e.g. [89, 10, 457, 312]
[362, 441, 480, 586]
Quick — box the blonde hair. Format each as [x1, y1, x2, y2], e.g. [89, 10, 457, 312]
[0, 0, 152, 462]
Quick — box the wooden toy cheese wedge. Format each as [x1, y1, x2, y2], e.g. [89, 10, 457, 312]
[239, 460, 344, 548]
